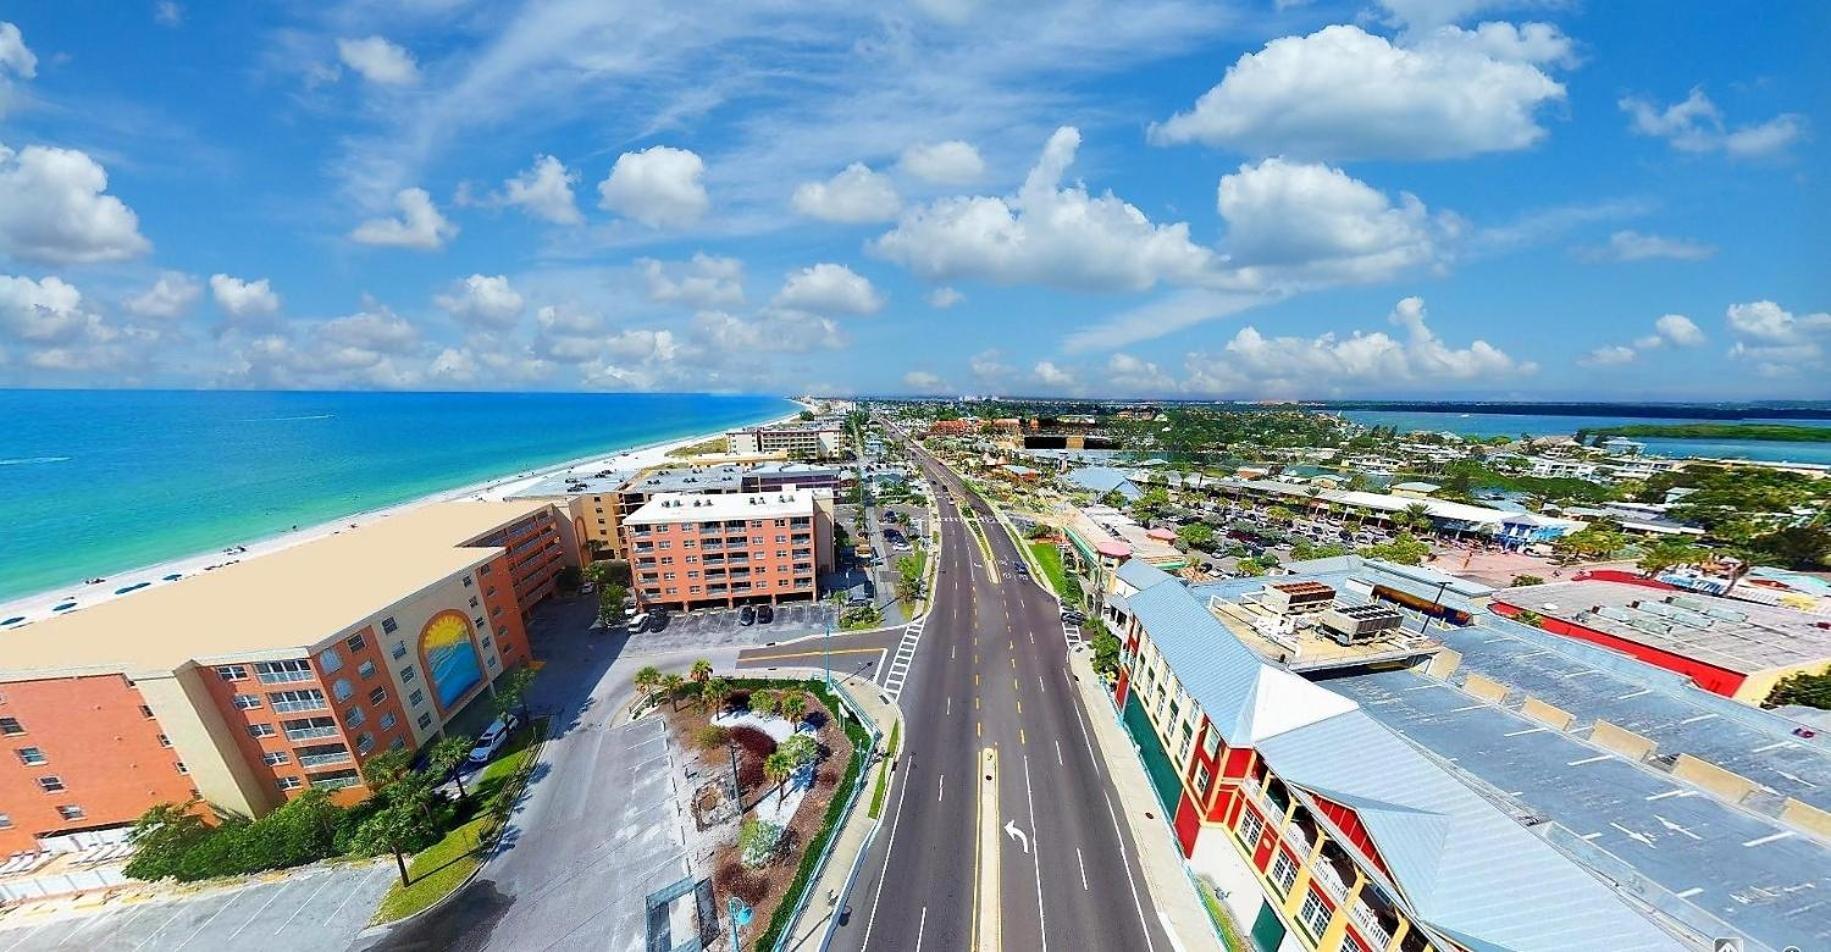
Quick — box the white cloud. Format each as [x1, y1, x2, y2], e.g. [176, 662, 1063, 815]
[873, 126, 1214, 292]
[1063, 288, 1271, 353]
[792, 163, 901, 223]
[597, 146, 709, 229]
[0, 274, 98, 342]
[0, 21, 33, 117]
[209, 273, 281, 318]
[318, 305, 419, 354]
[337, 36, 420, 86]
[1218, 158, 1445, 289]
[124, 271, 201, 319]
[773, 263, 884, 315]
[1726, 300, 1831, 376]
[968, 348, 1011, 383]
[350, 187, 457, 249]
[900, 141, 986, 185]
[434, 274, 524, 328]
[1575, 229, 1716, 263]
[641, 253, 746, 309]
[501, 154, 582, 225]
[692, 309, 845, 353]
[0, 143, 151, 265]
[1655, 313, 1705, 347]
[1149, 23, 1569, 161]
[1620, 87, 1803, 159]
[153, 3, 183, 27]
[928, 287, 964, 309]
[1104, 352, 1177, 394]
[1580, 345, 1637, 366]
[1032, 360, 1073, 387]
[902, 370, 947, 392]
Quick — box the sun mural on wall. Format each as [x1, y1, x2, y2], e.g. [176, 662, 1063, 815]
[419, 610, 483, 714]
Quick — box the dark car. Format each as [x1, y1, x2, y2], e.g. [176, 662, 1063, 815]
[1061, 608, 1086, 624]
[649, 608, 670, 632]
[757, 604, 775, 624]
[739, 605, 757, 626]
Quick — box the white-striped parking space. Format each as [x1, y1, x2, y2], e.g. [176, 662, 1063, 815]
[1062, 621, 1082, 648]
[882, 619, 925, 699]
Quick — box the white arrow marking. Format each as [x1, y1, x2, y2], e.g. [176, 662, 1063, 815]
[1004, 820, 1030, 854]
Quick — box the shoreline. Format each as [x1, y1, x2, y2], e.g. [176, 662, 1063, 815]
[0, 406, 804, 627]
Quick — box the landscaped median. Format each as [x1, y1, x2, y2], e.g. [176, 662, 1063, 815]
[370, 718, 550, 924]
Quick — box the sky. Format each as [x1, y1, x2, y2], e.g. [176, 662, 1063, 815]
[0, 0, 1826, 400]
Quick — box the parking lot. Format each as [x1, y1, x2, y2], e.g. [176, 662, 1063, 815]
[0, 861, 394, 952]
[620, 601, 839, 655]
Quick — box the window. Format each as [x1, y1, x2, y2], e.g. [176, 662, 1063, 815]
[399, 666, 417, 684]
[355, 732, 375, 755]
[57, 805, 85, 821]
[1202, 726, 1221, 760]
[38, 776, 66, 793]
[232, 693, 263, 710]
[1271, 852, 1298, 895]
[345, 633, 368, 653]
[478, 564, 491, 577]
[391, 641, 408, 660]
[0, 717, 23, 735]
[486, 655, 499, 669]
[379, 711, 397, 731]
[269, 689, 326, 713]
[216, 664, 248, 681]
[408, 689, 425, 707]
[1239, 809, 1265, 848]
[463, 575, 474, 587]
[381, 616, 398, 634]
[389, 737, 407, 751]
[473, 616, 485, 629]
[16, 747, 46, 766]
[255, 659, 313, 684]
[416, 712, 434, 731]
[276, 776, 302, 791]
[1195, 764, 1213, 799]
[1298, 891, 1330, 936]
[358, 660, 376, 679]
[247, 723, 276, 738]
[139, 705, 155, 718]
[176, 761, 188, 774]
[345, 706, 366, 728]
[157, 734, 172, 748]
[332, 678, 354, 702]
[480, 635, 493, 648]
[0, 814, 10, 829]
[469, 596, 479, 609]
[318, 647, 344, 673]
[369, 686, 388, 705]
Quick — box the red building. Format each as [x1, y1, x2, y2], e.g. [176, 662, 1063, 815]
[624, 490, 834, 611]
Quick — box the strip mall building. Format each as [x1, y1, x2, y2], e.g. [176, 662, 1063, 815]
[1106, 560, 1682, 952]
[0, 500, 576, 855]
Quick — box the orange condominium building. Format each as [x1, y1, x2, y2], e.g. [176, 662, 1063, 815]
[0, 500, 576, 855]
[624, 489, 834, 611]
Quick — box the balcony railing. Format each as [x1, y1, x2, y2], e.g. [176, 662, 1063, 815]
[298, 748, 353, 769]
[1349, 901, 1391, 950]
[284, 726, 339, 742]
[256, 669, 313, 685]
[271, 697, 328, 714]
[308, 773, 361, 790]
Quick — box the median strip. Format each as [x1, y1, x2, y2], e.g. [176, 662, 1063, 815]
[975, 746, 1002, 952]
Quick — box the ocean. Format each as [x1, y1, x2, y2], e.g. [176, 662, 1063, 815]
[0, 390, 794, 603]
[1338, 411, 1831, 467]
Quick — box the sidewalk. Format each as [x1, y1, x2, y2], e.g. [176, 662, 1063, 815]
[738, 665, 902, 952]
[1067, 648, 1225, 952]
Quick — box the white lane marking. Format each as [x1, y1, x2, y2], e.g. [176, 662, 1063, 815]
[914, 906, 928, 952]
[1025, 754, 1048, 952]
[1751, 740, 1794, 753]
[939, 773, 945, 803]
[1616, 688, 1651, 699]
[131, 903, 195, 952]
[860, 728, 917, 952]
[274, 870, 340, 933]
[947, 696, 952, 716]
[1679, 713, 1718, 725]
[1645, 789, 1694, 801]
[1055, 740, 1064, 766]
[1566, 754, 1611, 766]
[1038, 676, 1047, 695]
[1653, 816, 1703, 841]
[1742, 831, 1794, 848]
[1502, 726, 1548, 737]
[172, 884, 244, 949]
[1076, 847, 1089, 890]
[1100, 790, 1157, 952]
[1674, 887, 1703, 899]
[324, 868, 384, 928]
[1581, 832, 1603, 840]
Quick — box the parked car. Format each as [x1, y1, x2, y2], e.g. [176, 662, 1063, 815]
[651, 607, 671, 632]
[468, 713, 521, 765]
[739, 604, 757, 626]
[757, 604, 775, 624]
[1060, 608, 1086, 623]
[628, 611, 652, 632]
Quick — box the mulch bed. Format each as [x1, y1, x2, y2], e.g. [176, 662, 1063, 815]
[659, 683, 855, 945]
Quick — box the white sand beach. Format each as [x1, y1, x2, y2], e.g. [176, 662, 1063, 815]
[0, 411, 802, 629]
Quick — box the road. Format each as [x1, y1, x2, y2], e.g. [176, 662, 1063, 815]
[830, 429, 1170, 952]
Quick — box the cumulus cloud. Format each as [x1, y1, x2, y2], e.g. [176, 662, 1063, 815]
[641, 253, 745, 309]
[928, 287, 964, 309]
[792, 163, 901, 224]
[1149, 23, 1570, 161]
[434, 274, 524, 328]
[773, 263, 884, 315]
[124, 271, 201, 319]
[1580, 344, 1638, 367]
[350, 187, 457, 249]
[1575, 312, 1707, 367]
[902, 370, 947, 392]
[1574, 229, 1716, 263]
[0, 21, 35, 117]
[319, 305, 419, 353]
[1217, 157, 1446, 288]
[1620, 87, 1803, 159]
[900, 141, 986, 185]
[501, 154, 582, 225]
[153, 2, 183, 27]
[968, 348, 1012, 384]
[0, 274, 98, 342]
[597, 146, 709, 229]
[873, 127, 1214, 292]
[692, 309, 845, 353]
[337, 36, 419, 86]
[0, 143, 151, 265]
[1724, 300, 1830, 376]
[209, 273, 281, 318]
[1032, 360, 1074, 387]
[1655, 313, 1706, 347]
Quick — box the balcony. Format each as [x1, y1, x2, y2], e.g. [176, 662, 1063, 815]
[297, 746, 353, 769]
[308, 770, 361, 790]
[271, 694, 328, 714]
[256, 669, 314, 685]
[1349, 901, 1392, 950]
[284, 725, 338, 742]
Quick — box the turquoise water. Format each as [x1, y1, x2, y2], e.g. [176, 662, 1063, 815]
[0, 390, 793, 602]
[1339, 411, 1831, 466]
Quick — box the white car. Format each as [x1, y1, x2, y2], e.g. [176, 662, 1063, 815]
[468, 713, 521, 765]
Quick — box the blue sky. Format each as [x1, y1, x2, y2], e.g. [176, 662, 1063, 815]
[0, 0, 1825, 399]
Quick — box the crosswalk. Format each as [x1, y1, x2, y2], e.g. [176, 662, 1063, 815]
[1061, 619, 1083, 648]
[882, 617, 926, 699]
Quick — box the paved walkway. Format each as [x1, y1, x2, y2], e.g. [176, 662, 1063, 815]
[1066, 648, 1224, 952]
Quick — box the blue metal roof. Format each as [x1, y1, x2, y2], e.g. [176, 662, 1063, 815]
[1115, 558, 1175, 592]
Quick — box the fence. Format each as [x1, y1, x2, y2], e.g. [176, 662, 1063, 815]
[0, 865, 127, 904]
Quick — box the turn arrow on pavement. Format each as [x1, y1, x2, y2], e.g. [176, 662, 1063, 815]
[1004, 820, 1030, 854]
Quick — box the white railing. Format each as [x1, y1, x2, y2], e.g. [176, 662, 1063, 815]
[284, 726, 338, 742]
[309, 774, 360, 790]
[271, 697, 327, 714]
[298, 749, 352, 768]
[256, 669, 313, 685]
[1349, 901, 1391, 949]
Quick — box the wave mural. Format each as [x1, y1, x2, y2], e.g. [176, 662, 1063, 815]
[419, 610, 483, 713]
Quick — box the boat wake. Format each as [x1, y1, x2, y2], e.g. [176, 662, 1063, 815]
[240, 414, 335, 423]
[0, 456, 72, 466]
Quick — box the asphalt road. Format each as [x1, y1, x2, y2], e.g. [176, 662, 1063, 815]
[831, 430, 1170, 952]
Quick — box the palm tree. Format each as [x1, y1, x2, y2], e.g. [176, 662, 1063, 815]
[764, 751, 796, 804]
[749, 688, 777, 718]
[661, 673, 687, 711]
[428, 736, 474, 799]
[690, 659, 714, 684]
[775, 688, 807, 725]
[1403, 503, 1432, 536]
[700, 676, 731, 714]
[633, 665, 662, 702]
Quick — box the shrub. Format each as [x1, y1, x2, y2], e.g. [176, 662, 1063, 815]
[729, 725, 777, 758]
[738, 754, 766, 791]
[739, 818, 784, 868]
[715, 860, 770, 905]
[695, 724, 732, 750]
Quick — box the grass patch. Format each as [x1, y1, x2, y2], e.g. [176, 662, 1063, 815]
[667, 435, 728, 458]
[868, 720, 901, 819]
[1195, 876, 1250, 952]
[370, 719, 547, 925]
[1029, 541, 1068, 598]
